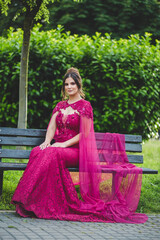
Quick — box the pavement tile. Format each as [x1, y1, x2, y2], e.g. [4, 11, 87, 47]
[0, 212, 160, 240]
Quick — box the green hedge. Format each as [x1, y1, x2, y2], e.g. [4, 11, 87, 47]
[0, 25, 160, 139]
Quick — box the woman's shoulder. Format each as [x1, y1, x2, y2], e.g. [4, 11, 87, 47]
[78, 99, 93, 118]
[55, 100, 67, 107]
[81, 99, 93, 110]
[80, 99, 92, 106]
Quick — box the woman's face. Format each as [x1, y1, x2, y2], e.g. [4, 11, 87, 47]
[64, 77, 79, 97]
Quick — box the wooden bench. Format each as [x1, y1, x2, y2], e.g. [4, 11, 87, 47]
[0, 127, 158, 196]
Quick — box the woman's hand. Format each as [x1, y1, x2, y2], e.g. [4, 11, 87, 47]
[39, 141, 51, 150]
[51, 142, 67, 148]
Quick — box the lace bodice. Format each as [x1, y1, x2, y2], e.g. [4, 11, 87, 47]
[52, 99, 93, 144]
[52, 99, 93, 118]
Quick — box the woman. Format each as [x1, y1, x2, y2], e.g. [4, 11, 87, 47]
[11, 67, 148, 223]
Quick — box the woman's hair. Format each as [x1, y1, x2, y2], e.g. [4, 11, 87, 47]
[61, 67, 85, 100]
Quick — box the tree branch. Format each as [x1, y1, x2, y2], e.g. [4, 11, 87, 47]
[22, 0, 29, 9]
[26, 0, 43, 19]
[23, 0, 43, 30]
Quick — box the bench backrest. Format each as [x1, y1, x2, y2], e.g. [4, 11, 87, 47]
[0, 127, 143, 164]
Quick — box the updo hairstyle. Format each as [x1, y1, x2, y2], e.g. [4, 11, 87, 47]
[62, 67, 85, 100]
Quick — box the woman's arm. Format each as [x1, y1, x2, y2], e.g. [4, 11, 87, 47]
[51, 134, 80, 148]
[40, 112, 58, 150]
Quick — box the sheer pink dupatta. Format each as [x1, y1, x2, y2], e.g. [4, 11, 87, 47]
[79, 104, 148, 223]
[79, 116, 101, 203]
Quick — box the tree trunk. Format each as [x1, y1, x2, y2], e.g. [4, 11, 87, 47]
[17, 18, 31, 129]
[17, 1, 43, 129]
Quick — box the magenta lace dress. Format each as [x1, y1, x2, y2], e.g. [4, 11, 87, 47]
[11, 99, 148, 223]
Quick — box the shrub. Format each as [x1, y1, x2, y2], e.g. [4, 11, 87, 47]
[0, 25, 160, 139]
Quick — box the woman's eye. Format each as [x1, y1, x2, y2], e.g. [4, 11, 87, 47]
[65, 82, 75, 86]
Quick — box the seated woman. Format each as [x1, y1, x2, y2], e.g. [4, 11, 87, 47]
[11, 67, 148, 224]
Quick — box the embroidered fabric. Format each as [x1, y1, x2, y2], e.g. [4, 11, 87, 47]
[11, 99, 148, 223]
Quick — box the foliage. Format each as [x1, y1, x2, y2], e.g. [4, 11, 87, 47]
[45, 0, 160, 41]
[0, 0, 54, 21]
[0, 139, 159, 213]
[1, 0, 160, 42]
[0, 25, 160, 138]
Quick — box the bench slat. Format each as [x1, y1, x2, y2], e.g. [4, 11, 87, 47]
[0, 127, 46, 137]
[96, 141, 142, 152]
[95, 132, 142, 143]
[0, 137, 142, 152]
[1, 128, 142, 143]
[127, 155, 143, 163]
[125, 135, 142, 143]
[0, 149, 143, 163]
[0, 149, 31, 159]
[100, 167, 158, 174]
[0, 163, 157, 174]
[125, 143, 142, 152]
[0, 162, 27, 170]
[99, 154, 143, 163]
[0, 137, 44, 146]
[140, 168, 158, 174]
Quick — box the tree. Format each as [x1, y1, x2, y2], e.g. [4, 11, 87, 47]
[0, 0, 55, 128]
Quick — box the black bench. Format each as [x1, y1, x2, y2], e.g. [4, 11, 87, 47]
[0, 127, 158, 196]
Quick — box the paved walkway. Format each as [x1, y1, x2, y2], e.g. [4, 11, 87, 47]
[0, 211, 160, 240]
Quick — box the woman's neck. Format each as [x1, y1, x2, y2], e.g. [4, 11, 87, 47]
[68, 94, 82, 104]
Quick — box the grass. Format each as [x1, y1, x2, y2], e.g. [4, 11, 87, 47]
[137, 139, 160, 213]
[0, 139, 159, 213]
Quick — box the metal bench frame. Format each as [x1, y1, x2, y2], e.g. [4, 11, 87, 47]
[0, 127, 158, 195]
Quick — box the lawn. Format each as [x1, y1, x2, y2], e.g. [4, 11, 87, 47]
[0, 139, 159, 213]
[137, 139, 160, 213]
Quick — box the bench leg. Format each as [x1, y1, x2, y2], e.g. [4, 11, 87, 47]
[0, 170, 3, 196]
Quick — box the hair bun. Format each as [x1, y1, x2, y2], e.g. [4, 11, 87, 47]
[66, 67, 80, 76]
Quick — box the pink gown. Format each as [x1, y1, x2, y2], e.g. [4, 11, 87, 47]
[11, 99, 148, 223]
